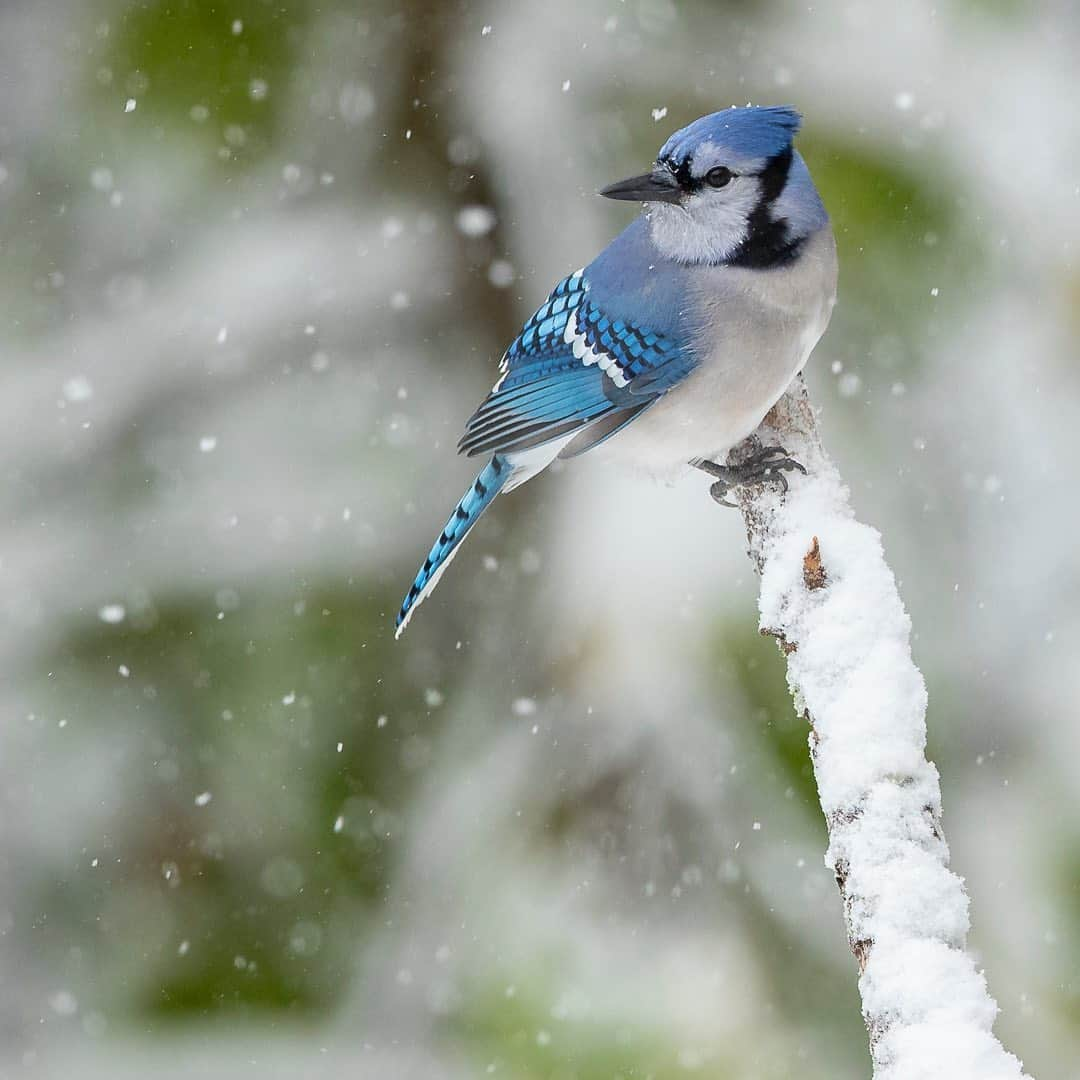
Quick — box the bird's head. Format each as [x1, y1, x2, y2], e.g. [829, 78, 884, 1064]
[600, 105, 827, 267]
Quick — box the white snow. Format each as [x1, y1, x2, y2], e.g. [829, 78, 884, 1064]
[338, 82, 375, 125]
[746, 386, 1029, 1079]
[62, 375, 93, 402]
[488, 258, 515, 287]
[89, 166, 113, 192]
[97, 603, 125, 624]
[455, 205, 496, 238]
[838, 371, 862, 397]
[49, 990, 78, 1016]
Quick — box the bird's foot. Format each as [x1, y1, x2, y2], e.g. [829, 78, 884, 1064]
[693, 446, 806, 508]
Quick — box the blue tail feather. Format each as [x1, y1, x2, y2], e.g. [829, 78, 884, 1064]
[394, 455, 509, 637]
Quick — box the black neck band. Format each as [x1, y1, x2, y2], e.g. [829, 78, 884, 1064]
[726, 146, 801, 269]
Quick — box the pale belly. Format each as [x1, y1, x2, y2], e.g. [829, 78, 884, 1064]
[594, 228, 837, 477]
[600, 333, 811, 473]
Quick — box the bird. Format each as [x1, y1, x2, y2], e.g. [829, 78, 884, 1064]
[395, 104, 837, 637]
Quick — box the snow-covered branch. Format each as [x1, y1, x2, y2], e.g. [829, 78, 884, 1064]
[730, 380, 1030, 1079]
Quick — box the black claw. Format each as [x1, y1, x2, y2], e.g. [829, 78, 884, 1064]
[708, 480, 738, 508]
[693, 445, 806, 507]
[692, 458, 729, 481]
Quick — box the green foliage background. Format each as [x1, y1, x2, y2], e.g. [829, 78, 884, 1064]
[2, 1, 1076, 1077]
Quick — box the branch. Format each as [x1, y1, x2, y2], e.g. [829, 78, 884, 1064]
[730, 379, 1030, 1079]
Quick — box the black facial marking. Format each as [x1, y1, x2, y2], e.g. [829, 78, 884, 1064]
[657, 153, 693, 191]
[659, 154, 741, 195]
[659, 143, 801, 268]
[726, 145, 802, 269]
[758, 145, 793, 203]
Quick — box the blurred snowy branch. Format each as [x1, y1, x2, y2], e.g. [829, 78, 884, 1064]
[732, 381, 1031, 1079]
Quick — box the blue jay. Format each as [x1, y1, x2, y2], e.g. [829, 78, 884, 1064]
[396, 105, 836, 636]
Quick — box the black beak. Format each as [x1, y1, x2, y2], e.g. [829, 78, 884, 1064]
[598, 168, 682, 204]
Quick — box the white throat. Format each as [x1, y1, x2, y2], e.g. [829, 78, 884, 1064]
[645, 176, 762, 265]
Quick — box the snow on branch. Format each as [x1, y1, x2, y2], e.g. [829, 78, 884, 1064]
[729, 380, 1030, 1079]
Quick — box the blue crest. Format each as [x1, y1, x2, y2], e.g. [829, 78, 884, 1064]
[659, 105, 802, 167]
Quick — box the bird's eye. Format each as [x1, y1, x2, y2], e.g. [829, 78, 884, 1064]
[704, 166, 734, 189]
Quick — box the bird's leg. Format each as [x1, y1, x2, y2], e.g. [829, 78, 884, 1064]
[692, 445, 806, 508]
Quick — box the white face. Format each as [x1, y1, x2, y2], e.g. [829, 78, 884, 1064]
[646, 170, 764, 265]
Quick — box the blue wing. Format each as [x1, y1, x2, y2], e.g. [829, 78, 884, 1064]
[397, 239, 699, 636]
[457, 269, 696, 458]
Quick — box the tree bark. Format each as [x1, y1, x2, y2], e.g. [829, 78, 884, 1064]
[730, 379, 1030, 1079]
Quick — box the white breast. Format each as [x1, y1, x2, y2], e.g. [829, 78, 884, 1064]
[597, 227, 838, 477]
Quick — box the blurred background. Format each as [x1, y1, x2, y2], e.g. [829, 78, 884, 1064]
[1, 0, 1078, 1076]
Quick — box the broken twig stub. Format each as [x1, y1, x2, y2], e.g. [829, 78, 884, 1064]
[803, 535, 827, 591]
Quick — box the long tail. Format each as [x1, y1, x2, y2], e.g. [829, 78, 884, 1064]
[395, 455, 510, 637]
